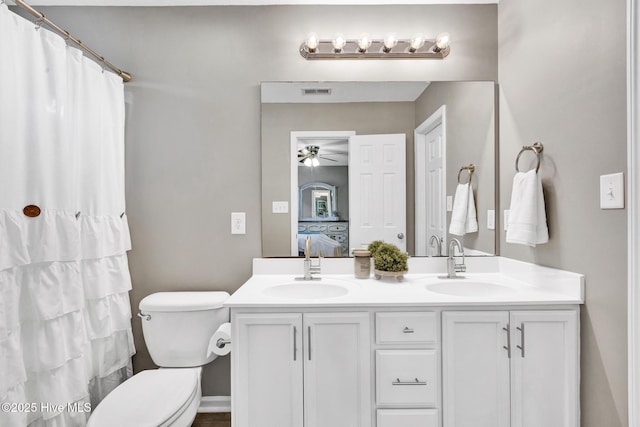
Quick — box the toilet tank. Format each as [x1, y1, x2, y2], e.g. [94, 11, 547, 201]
[139, 291, 230, 367]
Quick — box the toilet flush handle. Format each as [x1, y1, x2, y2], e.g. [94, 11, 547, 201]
[137, 311, 151, 321]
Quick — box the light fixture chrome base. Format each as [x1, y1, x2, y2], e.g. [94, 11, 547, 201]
[300, 39, 450, 60]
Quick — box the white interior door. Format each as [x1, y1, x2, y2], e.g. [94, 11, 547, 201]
[415, 106, 446, 256]
[349, 133, 406, 252]
[426, 123, 446, 246]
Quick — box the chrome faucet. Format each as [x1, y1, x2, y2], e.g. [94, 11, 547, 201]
[429, 235, 443, 257]
[297, 236, 321, 281]
[441, 238, 466, 279]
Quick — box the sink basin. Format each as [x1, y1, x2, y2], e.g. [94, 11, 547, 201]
[262, 282, 349, 299]
[425, 280, 516, 296]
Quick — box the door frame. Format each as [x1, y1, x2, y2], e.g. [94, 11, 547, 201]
[414, 105, 447, 256]
[628, 0, 639, 425]
[290, 131, 356, 256]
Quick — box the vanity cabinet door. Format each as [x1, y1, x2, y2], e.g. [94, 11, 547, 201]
[442, 310, 579, 427]
[510, 310, 579, 427]
[303, 312, 371, 427]
[232, 313, 303, 427]
[442, 311, 511, 427]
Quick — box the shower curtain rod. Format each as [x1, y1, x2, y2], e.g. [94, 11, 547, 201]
[13, 0, 132, 82]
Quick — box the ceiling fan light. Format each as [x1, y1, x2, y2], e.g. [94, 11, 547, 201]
[311, 157, 320, 167]
[304, 157, 313, 167]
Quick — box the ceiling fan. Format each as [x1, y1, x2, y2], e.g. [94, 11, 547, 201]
[298, 145, 341, 167]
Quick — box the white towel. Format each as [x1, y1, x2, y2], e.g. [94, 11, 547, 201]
[506, 169, 549, 246]
[448, 183, 478, 236]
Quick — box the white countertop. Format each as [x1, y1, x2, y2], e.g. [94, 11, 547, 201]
[224, 257, 584, 308]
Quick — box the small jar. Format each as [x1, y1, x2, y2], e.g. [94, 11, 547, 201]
[352, 249, 371, 279]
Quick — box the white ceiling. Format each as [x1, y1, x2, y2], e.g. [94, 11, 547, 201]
[8, 0, 497, 5]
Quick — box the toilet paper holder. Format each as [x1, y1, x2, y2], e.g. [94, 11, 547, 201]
[216, 338, 231, 349]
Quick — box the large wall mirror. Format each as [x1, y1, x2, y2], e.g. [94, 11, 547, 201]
[261, 81, 497, 257]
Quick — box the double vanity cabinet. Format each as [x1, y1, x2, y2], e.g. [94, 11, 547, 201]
[225, 258, 584, 427]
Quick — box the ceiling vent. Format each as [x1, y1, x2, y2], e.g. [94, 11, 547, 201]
[302, 88, 332, 96]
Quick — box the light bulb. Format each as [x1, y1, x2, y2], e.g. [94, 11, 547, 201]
[332, 34, 346, 52]
[304, 157, 313, 167]
[305, 32, 319, 52]
[383, 33, 398, 53]
[311, 157, 320, 167]
[356, 33, 372, 53]
[409, 33, 425, 52]
[435, 32, 450, 51]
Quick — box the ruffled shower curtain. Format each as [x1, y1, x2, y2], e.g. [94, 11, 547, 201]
[0, 4, 135, 426]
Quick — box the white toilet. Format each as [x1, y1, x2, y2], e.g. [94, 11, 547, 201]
[87, 291, 230, 427]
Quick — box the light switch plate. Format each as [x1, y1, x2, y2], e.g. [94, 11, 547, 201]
[600, 173, 624, 209]
[272, 201, 289, 214]
[231, 212, 246, 234]
[487, 210, 495, 230]
[504, 210, 510, 231]
[446, 196, 453, 212]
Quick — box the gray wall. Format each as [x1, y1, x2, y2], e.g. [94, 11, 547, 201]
[498, 0, 628, 426]
[415, 81, 496, 255]
[26, 4, 497, 396]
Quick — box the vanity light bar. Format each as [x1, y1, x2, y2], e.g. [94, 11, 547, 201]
[300, 33, 451, 60]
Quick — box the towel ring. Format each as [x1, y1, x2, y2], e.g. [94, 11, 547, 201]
[457, 164, 475, 184]
[515, 142, 544, 173]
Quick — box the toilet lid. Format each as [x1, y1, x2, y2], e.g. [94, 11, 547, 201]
[88, 368, 199, 427]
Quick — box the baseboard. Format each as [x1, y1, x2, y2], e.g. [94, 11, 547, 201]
[198, 396, 231, 413]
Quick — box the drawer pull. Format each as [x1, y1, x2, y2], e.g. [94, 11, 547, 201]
[402, 327, 414, 333]
[392, 378, 427, 386]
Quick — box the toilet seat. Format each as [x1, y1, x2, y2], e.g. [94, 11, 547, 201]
[87, 367, 201, 427]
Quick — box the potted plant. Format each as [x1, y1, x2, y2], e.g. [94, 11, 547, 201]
[368, 240, 408, 281]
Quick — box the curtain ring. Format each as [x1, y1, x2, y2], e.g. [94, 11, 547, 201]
[34, 16, 45, 30]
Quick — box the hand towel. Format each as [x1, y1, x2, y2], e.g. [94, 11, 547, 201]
[506, 169, 549, 246]
[449, 183, 478, 236]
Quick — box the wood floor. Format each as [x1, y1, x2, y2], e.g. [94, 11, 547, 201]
[191, 412, 231, 427]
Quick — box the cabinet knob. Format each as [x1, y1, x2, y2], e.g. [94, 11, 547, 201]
[397, 233, 405, 240]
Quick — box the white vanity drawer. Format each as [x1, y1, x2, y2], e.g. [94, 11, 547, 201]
[376, 312, 437, 345]
[377, 409, 439, 427]
[307, 224, 327, 232]
[376, 349, 437, 407]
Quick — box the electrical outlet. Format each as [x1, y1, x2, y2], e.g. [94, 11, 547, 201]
[272, 201, 289, 214]
[504, 210, 510, 231]
[600, 172, 624, 209]
[446, 196, 453, 212]
[231, 212, 246, 235]
[487, 210, 495, 230]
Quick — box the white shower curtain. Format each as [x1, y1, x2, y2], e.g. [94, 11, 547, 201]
[0, 4, 135, 426]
